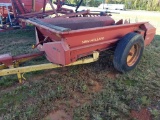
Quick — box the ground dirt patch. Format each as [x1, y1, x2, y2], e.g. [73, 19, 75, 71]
[44, 79, 102, 120]
[45, 110, 72, 120]
[131, 108, 151, 120]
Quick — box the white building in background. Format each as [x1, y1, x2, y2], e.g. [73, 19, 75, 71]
[98, 4, 125, 10]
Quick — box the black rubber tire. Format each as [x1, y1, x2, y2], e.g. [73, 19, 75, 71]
[113, 32, 144, 73]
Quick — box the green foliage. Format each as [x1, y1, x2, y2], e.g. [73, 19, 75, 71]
[150, 109, 160, 119]
[107, 0, 160, 11]
[140, 96, 150, 106]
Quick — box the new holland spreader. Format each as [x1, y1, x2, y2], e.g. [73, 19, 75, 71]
[0, 7, 156, 83]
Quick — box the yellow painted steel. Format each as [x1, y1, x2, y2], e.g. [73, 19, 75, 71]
[17, 73, 22, 83]
[0, 64, 7, 70]
[0, 51, 99, 83]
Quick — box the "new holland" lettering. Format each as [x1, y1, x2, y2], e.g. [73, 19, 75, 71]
[82, 37, 105, 44]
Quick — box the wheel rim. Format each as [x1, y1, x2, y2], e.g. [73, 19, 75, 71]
[127, 43, 141, 67]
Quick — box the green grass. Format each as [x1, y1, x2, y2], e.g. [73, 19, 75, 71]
[0, 23, 160, 119]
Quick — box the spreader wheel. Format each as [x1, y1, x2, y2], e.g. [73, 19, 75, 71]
[113, 32, 144, 73]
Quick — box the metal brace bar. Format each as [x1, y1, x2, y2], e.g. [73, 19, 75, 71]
[6, 6, 12, 26]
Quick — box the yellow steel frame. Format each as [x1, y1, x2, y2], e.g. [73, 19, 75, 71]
[0, 51, 99, 83]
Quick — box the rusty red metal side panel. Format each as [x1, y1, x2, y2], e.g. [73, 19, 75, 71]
[62, 23, 146, 48]
[41, 39, 118, 65]
[69, 39, 118, 62]
[16, 0, 47, 12]
[43, 41, 70, 65]
[140, 23, 156, 46]
[22, 0, 46, 12]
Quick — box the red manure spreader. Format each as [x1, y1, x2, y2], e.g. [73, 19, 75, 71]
[0, 0, 156, 83]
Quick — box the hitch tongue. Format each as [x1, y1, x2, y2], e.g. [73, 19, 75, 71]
[0, 52, 45, 83]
